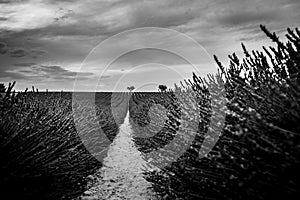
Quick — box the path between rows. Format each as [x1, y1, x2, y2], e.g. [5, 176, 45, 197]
[82, 110, 157, 200]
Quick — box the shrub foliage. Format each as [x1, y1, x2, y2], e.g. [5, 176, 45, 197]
[143, 25, 300, 199]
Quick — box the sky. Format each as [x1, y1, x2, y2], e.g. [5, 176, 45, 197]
[0, 0, 299, 91]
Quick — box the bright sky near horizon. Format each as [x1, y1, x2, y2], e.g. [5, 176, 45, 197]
[0, 0, 299, 91]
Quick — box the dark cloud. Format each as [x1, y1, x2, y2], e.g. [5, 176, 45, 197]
[129, 2, 198, 29]
[287, 0, 300, 5]
[1, 24, 100, 40]
[0, 64, 94, 81]
[217, 11, 279, 27]
[9, 48, 26, 57]
[0, 0, 200, 39]
[0, 0, 295, 47]
[0, 17, 8, 21]
[13, 62, 37, 67]
[30, 49, 47, 58]
[32, 65, 93, 79]
[46, 0, 79, 3]
[0, 0, 11, 3]
[0, 41, 47, 58]
[0, 42, 8, 54]
[0, 0, 27, 4]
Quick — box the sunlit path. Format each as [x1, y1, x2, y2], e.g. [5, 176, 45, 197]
[82, 109, 157, 200]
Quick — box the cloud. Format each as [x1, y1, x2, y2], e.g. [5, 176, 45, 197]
[0, 40, 47, 58]
[0, 0, 299, 91]
[13, 62, 37, 67]
[0, 42, 8, 54]
[31, 65, 94, 80]
[0, 0, 27, 3]
[0, 0, 296, 54]
[30, 49, 47, 58]
[0, 0, 202, 39]
[0, 17, 8, 21]
[217, 11, 279, 27]
[0, 0, 12, 3]
[1, 64, 95, 81]
[0, 0, 298, 41]
[9, 48, 26, 57]
[286, 0, 300, 6]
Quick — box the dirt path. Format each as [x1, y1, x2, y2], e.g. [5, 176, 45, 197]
[82, 110, 157, 200]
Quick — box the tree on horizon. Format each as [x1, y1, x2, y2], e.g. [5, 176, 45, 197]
[127, 86, 135, 92]
[158, 85, 167, 92]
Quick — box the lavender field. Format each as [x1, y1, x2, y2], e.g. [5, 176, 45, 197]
[1, 25, 300, 200]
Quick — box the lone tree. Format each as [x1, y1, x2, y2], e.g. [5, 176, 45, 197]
[158, 85, 167, 92]
[0, 83, 5, 93]
[127, 86, 135, 92]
